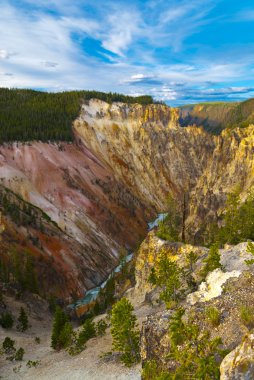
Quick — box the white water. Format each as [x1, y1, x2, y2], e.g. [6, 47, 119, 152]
[148, 213, 168, 230]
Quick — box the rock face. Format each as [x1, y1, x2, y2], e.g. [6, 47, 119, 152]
[74, 100, 214, 211]
[179, 102, 239, 133]
[220, 334, 254, 380]
[132, 233, 254, 375]
[74, 100, 254, 243]
[179, 98, 254, 133]
[0, 99, 253, 300]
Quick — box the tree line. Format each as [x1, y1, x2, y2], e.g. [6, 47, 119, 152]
[0, 88, 154, 143]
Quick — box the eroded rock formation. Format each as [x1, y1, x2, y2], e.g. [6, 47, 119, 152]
[0, 99, 253, 300]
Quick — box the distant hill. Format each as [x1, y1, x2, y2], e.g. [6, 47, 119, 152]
[179, 98, 254, 134]
[0, 88, 154, 143]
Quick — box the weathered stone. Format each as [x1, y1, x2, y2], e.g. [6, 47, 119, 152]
[220, 333, 254, 380]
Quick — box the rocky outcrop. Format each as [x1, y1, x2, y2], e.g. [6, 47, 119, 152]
[132, 233, 254, 375]
[220, 333, 254, 380]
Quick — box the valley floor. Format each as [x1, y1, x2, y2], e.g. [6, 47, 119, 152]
[0, 295, 157, 380]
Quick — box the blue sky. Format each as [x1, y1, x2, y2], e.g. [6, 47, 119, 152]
[0, 0, 254, 105]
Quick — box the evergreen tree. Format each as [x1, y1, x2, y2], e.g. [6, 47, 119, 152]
[186, 250, 198, 273]
[51, 306, 70, 350]
[58, 321, 73, 349]
[215, 188, 254, 245]
[201, 244, 223, 279]
[110, 297, 140, 367]
[245, 241, 254, 265]
[16, 307, 29, 332]
[166, 309, 227, 379]
[96, 319, 107, 336]
[77, 318, 96, 347]
[156, 194, 182, 241]
[0, 311, 14, 329]
[219, 188, 241, 244]
[15, 347, 25, 361]
[149, 252, 181, 306]
[0, 88, 154, 143]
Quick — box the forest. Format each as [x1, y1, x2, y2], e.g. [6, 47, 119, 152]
[0, 88, 154, 143]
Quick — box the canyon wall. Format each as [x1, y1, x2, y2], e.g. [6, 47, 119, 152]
[0, 99, 253, 300]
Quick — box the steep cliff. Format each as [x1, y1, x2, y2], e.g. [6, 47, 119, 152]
[74, 99, 254, 243]
[179, 98, 254, 133]
[0, 98, 253, 301]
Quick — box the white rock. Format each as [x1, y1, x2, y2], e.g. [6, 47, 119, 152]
[187, 268, 241, 305]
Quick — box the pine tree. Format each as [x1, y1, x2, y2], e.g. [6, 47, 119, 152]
[77, 319, 96, 347]
[58, 321, 73, 349]
[156, 194, 182, 241]
[245, 241, 254, 265]
[167, 309, 227, 379]
[0, 311, 14, 329]
[201, 244, 223, 279]
[51, 306, 71, 350]
[16, 307, 29, 332]
[110, 298, 140, 367]
[149, 252, 181, 306]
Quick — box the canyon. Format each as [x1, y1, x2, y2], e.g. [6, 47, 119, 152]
[0, 98, 253, 302]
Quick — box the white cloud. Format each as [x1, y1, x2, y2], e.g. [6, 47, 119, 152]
[101, 11, 141, 56]
[0, 49, 11, 59]
[0, 0, 254, 105]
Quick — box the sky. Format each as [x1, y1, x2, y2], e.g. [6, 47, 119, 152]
[0, 0, 254, 105]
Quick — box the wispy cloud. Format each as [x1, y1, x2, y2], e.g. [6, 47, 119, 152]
[100, 10, 141, 56]
[1, 0, 254, 105]
[235, 9, 254, 21]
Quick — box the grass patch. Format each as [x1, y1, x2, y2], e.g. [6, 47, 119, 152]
[205, 306, 221, 327]
[240, 306, 254, 329]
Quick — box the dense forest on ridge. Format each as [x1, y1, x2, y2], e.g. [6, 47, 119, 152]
[0, 88, 154, 143]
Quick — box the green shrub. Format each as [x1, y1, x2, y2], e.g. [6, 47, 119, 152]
[166, 308, 227, 379]
[110, 298, 140, 367]
[16, 307, 29, 332]
[2, 337, 16, 354]
[205, 306, 221, 327]
[0, 312, 14, 329]
[14, 347, 25, 361]
[213, 189, 254, 246]
[142, 360, 171, 380]
[201, 244, 222, 279]
[77, 319, 96, 347]
[96, 320, 107, 336]
[58, 322, 74, 349]
[245, 242, 254, 265]
[148, 252, 181, 307]
[240, 305, 254, 329]
[142, 360, 157, 380]
[155, 194, 183, 242]
[26, 360, 40, 368]
[35, 336, 40, 344]
[51, 306, 72, 350]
